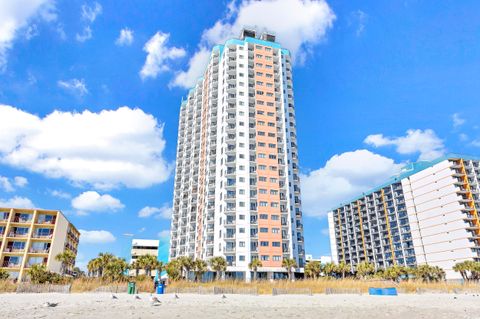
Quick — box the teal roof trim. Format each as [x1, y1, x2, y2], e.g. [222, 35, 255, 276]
[281, 48, 290, 56]
[332, 153, 480, 210]
[244, 36, 281, 48]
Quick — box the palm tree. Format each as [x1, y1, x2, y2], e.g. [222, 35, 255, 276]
[104, 257, 129, 282]
[193, 259, 208, 282]
[155, 261, 164, 278]
[305, 261, 321, 279]
[87, 258, 97, 277]
[323, 262, 336, 278]
[248, 259, 263, 281]
[0, 268, 10, 280]
[335, 261, 351, 279]
[97, 253, 115, 277]
[27, 264, 49, 284]
[166, 259, 182, 281]
[178, 256, 194, 281]
[73, 267, 85, 278]
[355, 261, 375, 280]
[414, 264, 445, 282]
[282, 258, 297, 281]
[209, 256, 227, 281]
[137, 255, 158, 277]
[55, 250, 76, 275]
[131, 260, 141, 277]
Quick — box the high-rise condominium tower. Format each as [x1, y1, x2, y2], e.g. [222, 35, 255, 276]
[170, 29, 304, 280]
[328, 155, 480, 280]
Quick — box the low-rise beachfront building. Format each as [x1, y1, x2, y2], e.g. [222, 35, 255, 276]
[328, 154, 480, 280]
[0, 207, 80, 280]
[129, 239, 160, 277]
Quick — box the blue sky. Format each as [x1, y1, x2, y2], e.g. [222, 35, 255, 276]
[0, 0, 479, 269]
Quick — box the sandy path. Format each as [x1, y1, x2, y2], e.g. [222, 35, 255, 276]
[1, 293, 480, 319]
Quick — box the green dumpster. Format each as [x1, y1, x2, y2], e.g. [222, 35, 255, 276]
[128, 282, 136, 294]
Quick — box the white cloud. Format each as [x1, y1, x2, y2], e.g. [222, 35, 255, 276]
[452, 113, 465, 128]
[171, 0, 335, 88]
[301, 150, 402, 218]
[0, 105, 172, 189]
[0, 196, 35, 208]
[140, 31, 186, 80]
[81, 2, 102, 23]
[0, 176, 14, 192]
[158, 230, 170, 238]
[0, 176, 28, 192]
[0, 0, 56, 71]
[76, 2, 102, 42]
[72, 191, 124, 214]
[350, 10, 367, 37]
[79, 229, 116, 244]
[472, 139, 480, 147]
[13, 176, 28, 187]
[116, 28, 134, 46]
[138, 203, 172, 219]
[75, 26, 92, 42]
[24, 24, 39, 40]
[170, 47, 211, 89]
[364, 129, 445, 161]
[57, 78, 88, 96]
[49, 189, 71, 199]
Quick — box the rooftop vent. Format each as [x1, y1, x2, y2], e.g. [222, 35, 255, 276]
[240, 28, 256, 40]
[260, 32, 276, 42]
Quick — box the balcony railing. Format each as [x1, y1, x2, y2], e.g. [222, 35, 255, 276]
[8, 232, 28, 238]
[2, 261, 21, 268]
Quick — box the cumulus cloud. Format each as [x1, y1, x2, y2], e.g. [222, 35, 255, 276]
[349, 10, 368, 37]
[140, 32, 186, 80]
[116, 28, 134, 46]
[0, 196, 35, 208]
[71, 191, 124, 214]
[0, 176, 28, 192]
[79, 229, 116, 244]
[170, 47, 211, 89]
[301, 150, 402, 218]
[364, 129, 445, 161]
[158, 229, 170, 238]
[0, 105, 172, 189]
[0, 0, 56, 71]
[57, 78, 88, 96]
[452, 113, 465, 128]
[138, 203, 172, 219]
[75, 26, 92, 42]
[171, 0, 335, 88]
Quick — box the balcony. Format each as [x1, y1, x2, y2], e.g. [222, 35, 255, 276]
[8, 232, 28, 238]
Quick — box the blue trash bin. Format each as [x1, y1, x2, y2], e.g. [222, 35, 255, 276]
[156, 284, 164, 294]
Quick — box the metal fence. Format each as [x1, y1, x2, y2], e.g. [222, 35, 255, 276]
[16, 283, 71, 293]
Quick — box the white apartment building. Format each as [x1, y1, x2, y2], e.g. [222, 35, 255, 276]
[328, 155, 480, 280]
[170, 28, 304, 281]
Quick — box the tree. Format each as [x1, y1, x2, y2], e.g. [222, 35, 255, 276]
[356, 262, 375, 280]
[335, 261, 351, 279]
[209, 256, 227, 281]
[178, 256, 194, 280]
[87, 258, 100, 277]
[323, 262, 336, 278]
[166, 259, 182, 281]
[27, 264, 63, 284]
[104, 257, 129, 282]
[73, 267, 85, 278]
[453, 261, 480, 282]
[382, 265, 409, 282]
[55, 250, 76, 275]
[414, 265, 445, 283]
[131, 260, 141, 277]
[155, 261, 164, 278]
[305, 261, 321, 279]
[193, 259, 208, 282]
[137, 255, 159, 277]
[282, 258, 297, 281]
[97, 253, 115, 277]
[0, 268, 10, 280]
[249, 259, 263, 281]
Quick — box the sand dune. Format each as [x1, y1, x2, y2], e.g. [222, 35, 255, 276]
[1, 292, 479, 319]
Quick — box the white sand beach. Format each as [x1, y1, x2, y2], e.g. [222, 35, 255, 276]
[1, 293, 480, 319]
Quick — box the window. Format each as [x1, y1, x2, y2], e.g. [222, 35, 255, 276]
[260, 227, 268, 233]
[239, 228, 245, 233]
[239, 165, 245, 170]
[269, 154, 276, 159]
[257, 100, 265, 105]
[259, 189, 267, 194]
[258, 131, 265, 136]
[270, 190, 278, 195]
[268, 122, 275, 127]
[255, 63, 263, 67]
[260, 214, 268, 219]
[268, 132, 275, 137]
[272, 242, 281, 247]
[258, 142, 266, 147]
[257, 110, 264, 115]
[256, 81, 264, 86]
[258, 165, 266, 170]
[270, 202, 279, 208]
[259, 201, 268, 207]
[271, 215, 279, 221]
[257, 121, 265, 126]
[239, 255, 245, 261]
[258, 153, 266, 158]
[272, 256, 281, 261]
[261, 255, 269, 261]
[239, 189, 245, 195]
[259, 176, 267, 182]
[269, 166, 277, 171]
[239, 202, 245, 207]
[239, 215, 245, 220]
[239, 241, 245, 247]
[256, 72, 263, 76]
[239, 177, 245, 182]
[272, 228, 280, 234]
[260, 241, 269, 247]
[267, 112, 274, 116]
[268, 143, 276, 148]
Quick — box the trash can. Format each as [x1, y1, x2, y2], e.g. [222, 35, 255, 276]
[156, 283, 164, 294]
[128, 282, 136, 294]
